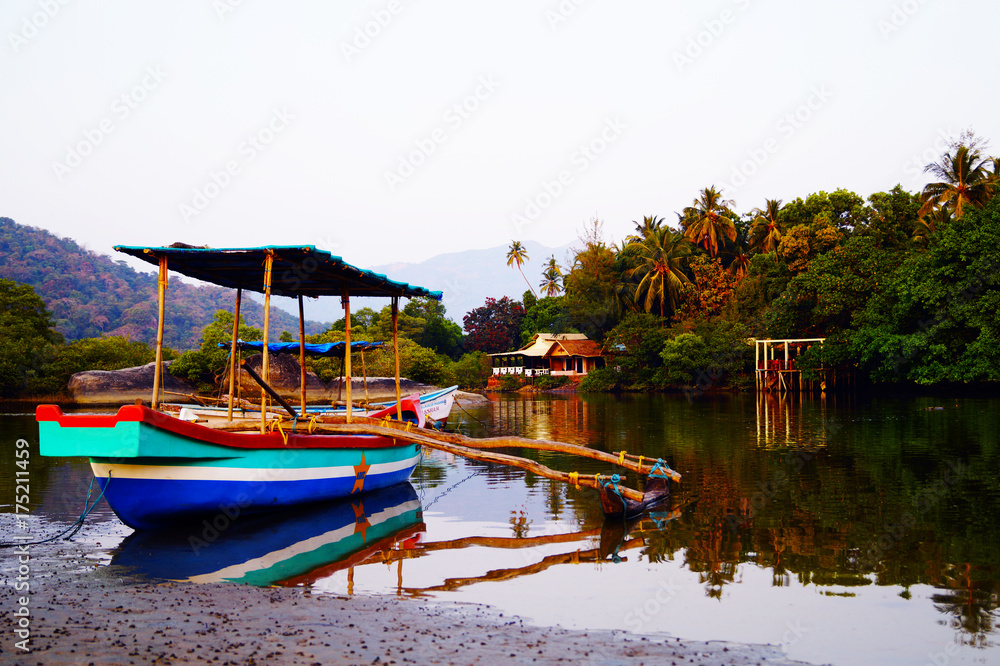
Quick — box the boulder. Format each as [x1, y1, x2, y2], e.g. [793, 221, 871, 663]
[68, 361, 197, 405]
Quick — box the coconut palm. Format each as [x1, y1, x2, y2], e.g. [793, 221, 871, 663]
[628, 227, 693, 318]
[682, 186, 736, 257]
[539, 255, 563, 297]
[626, 215, 666, 244]
[506, 240, 537, 298]
[911, 207, 954, 247]
[919, 144, 996, 218]
[727, 227, 752, 279]
[749, 199, 784, 254]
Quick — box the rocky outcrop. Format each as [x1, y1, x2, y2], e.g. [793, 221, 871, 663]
[68, 361, 197, 405]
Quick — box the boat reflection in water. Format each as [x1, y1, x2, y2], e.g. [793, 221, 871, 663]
[113, 475, 686, 593]
[112, 482, 424, 587]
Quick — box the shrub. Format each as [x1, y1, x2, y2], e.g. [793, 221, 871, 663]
[578, 367, 621, 392]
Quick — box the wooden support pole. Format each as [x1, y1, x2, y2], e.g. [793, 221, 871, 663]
[343, 288, 352, 423]
[260, 251, 274, 434]
[392, 297, 402, 422]
[227, 288, 242, 421]
[298, 294, 307, 416]
[151, 255, 168, 410]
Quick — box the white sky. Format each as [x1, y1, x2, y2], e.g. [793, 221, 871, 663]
[3, 0, 999, 273]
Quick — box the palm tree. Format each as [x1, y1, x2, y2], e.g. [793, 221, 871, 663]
[749, 199, 784, 254]
[682, 186, 736, 257]
[912, 207, 954, 247]
[727, 228, 752, 279]
[628, 227, 693, 318]
[539, 255, 563, 297]
[506, 240, 537, 298]
[626, 215, 666, 244]
[919, 144, 996, 218]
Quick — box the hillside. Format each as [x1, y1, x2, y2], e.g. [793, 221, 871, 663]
[293, 240, 577, 325]
[0, 217, 328, 350]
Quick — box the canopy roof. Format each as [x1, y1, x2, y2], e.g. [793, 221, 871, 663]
[114, 244, 442, 300]
[220, 340, 385, 358]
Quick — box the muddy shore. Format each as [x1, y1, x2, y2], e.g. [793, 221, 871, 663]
[2, 541, 813, 666]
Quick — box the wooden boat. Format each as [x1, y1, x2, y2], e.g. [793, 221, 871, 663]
[36, 244, 441, 529]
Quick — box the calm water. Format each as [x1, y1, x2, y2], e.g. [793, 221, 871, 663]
[2, 393, 999, 665]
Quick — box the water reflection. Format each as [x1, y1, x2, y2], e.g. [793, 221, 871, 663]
[112, 483, 424, 587]
[4, 393, 1000, 662]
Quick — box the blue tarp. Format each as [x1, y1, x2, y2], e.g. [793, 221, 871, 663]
[220, 340, 385, 358]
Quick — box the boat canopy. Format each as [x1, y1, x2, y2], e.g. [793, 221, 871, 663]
[220, 340, 385, 357]
[114, 244, 442, 300]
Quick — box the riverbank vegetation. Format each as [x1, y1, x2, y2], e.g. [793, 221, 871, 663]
[2, 134, 998, 397]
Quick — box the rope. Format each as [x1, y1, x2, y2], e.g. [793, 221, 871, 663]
[0, 472, 111, 548]
[618, 450, 626, 466]
[568, 471, 580, 489]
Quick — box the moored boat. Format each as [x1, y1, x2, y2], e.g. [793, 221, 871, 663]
[36, 244, 442, 529]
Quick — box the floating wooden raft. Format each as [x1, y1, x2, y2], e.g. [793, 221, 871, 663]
[218, 414, 681, 517]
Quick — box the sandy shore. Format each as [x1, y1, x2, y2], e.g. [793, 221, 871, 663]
[2, 541, 813, 666]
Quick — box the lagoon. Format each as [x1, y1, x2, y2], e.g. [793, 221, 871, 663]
[2, 393, 998, 664]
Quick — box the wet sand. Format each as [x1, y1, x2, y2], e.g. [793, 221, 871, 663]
[2, 542, 813, 665]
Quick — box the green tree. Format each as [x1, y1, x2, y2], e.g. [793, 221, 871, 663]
[780, 189, 867, 234]
[844, 195, 1000, 384]
[403, 298, 464, 360]
[519, 296, 569, 347]
[169, 310, 262, 393]
[506, 240, 537, 298]
[0, 279, 63, 397]
[563, 218, 619, 340]
[629, 227, 693, 318]
[42, 336, 160, 394]
[682, 186, 736, 257]
[601, 312, 670, 390]
[447, 351, 492, 389]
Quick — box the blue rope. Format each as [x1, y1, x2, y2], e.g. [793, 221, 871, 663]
[0, 472, 111, 548]
[649, 459, 673, 479]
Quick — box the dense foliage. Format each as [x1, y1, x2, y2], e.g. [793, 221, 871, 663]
[0, 217, 325, 349]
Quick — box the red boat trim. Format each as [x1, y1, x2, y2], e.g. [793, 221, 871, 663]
[35, 404, 407, 451]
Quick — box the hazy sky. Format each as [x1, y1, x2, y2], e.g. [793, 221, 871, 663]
[3, 1, 999, 274]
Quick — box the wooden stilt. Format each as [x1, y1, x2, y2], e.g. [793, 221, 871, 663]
[260, 251, 274, 434]
[343, 288, 352, 424]
[392, 297, 402, 422]
[151, 255, 168, 410]
[227, 289, 242, 422]
[298, 294, 307, 416]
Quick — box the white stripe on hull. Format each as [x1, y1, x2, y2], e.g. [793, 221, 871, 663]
[90, 453, 421, 483]
[186, 499, 422, 583]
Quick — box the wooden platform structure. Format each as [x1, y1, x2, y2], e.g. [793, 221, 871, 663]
[755, 338, 851, 393]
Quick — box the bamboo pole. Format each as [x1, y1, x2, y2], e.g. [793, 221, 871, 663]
[392, 297, 402, 422]
[227, 288, 242, 422]
[298, 294, 307, 416]
[361, 349, 369, 406]
[151, 255, 168, 410]
[342, 288, 352, 423]
[260, 251, 274, 434]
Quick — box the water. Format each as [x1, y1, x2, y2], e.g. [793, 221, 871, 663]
[2, 394, 999, 665]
